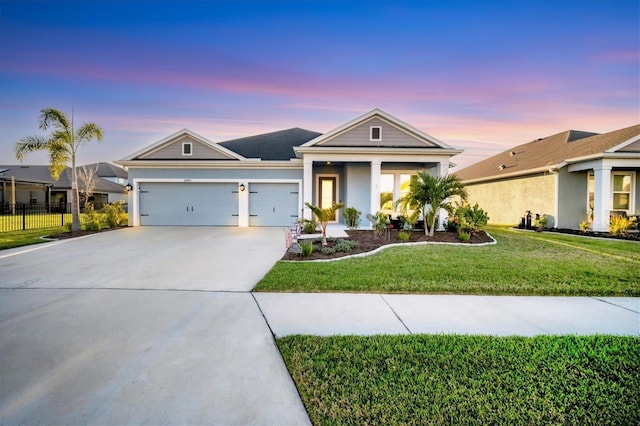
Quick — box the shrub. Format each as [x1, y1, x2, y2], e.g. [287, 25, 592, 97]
[102, 201, 127, 228]
[609, 215, 635, 236]
[534, 214, 548, 230]
[300, 240, 314, 257]
[343, 207, 361, 230]
[334, 239, 358, 253]
[321, 247, 336, 255]
[458, 231, 471, 242]
[454, 203, 489, 232]
[298, 218, 319, 234]
[82, 204, 102, 231]
[579, 220, 590, 233]
[398, 231, 410, 242]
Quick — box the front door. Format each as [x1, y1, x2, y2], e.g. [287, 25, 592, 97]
[317, 176, 338, 221]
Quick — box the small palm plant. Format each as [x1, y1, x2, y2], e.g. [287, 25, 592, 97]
[305, 202, 344, 246]
[396, 171, 468, 236]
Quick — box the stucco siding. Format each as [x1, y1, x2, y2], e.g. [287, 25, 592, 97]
[139, 135, 236, 160]
[557, 169, 588, 229]
[465, 174, 556, 226]
[319, 118, 435, 148]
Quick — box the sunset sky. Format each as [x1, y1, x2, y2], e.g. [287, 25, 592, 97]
[1, 0, 638, 170]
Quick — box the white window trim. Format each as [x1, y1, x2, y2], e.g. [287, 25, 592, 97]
[611, 171, 635, 214]
[370, 126, 382, 142]
[182, 142, 193, 156]
[316, 174, 340, 223]
[380, 170, 417, 212]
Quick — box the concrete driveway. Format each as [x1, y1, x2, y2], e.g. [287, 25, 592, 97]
[0, 227, 310, 425]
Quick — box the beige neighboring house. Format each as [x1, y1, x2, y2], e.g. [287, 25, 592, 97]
[456, 124, 640, 232]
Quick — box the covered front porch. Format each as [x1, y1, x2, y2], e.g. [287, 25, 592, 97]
[568, 157, 638, 232]
[300, 154, 451, 226]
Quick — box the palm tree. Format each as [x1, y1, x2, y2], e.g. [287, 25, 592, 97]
[15, 108, 104, 231]
[396, 171, 468, 236]
[305, 202, 345, 246]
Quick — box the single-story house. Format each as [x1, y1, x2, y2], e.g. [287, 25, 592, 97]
[0, 163, 128, 209]
[117, 108, 462, 227]
[455, 124, 640, 232]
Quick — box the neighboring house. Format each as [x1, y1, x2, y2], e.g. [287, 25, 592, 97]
[455, 124, 640, 232]
[0, 164, 127, 209]
[93, 162, 129, 186]
[117, 108, 462, 227]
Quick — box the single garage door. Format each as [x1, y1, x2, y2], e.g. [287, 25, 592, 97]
[139, 182, 238, 226]
[249, 183, 299, 226]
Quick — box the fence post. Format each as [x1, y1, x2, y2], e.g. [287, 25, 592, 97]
[21, 204, 26, 231]
[61, 205, 65, 227]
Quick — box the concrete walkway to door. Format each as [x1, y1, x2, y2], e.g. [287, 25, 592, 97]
[0, 227, 310, 425]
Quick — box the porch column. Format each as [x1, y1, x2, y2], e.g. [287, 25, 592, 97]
[592, 165, 611, 232]
[303, 159, 313, 219]
[438, 160, 450, 230]
[370, 160, 381, 219]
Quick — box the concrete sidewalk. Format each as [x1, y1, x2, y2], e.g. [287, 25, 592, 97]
[254, 293, 640, 337]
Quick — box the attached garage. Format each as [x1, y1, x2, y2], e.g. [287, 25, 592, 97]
[249, 183, 299, 226]
[139, 182, 238, 226]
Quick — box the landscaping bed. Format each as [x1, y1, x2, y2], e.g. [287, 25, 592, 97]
[282, 229, 494, 261]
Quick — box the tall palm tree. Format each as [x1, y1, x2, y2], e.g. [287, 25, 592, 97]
[305, 202, 344, 246]
[396, 171, 468, 236]
[15, 108, 104, 232]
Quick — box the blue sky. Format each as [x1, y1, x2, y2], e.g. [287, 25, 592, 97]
[0, 0, 638, 170]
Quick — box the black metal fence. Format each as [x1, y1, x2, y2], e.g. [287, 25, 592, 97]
[0, 203, 74, 232]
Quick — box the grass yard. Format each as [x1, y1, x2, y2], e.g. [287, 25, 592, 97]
[254, 227, 640, 296]
[278, 334, 639, 425]
[0, 227, 66, 250]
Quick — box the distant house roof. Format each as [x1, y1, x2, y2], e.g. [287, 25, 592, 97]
[0, 165, 126, 193]
[89, 162, 128, 179]
[219, 128, 322, 160]
[456, 124, 640, 183]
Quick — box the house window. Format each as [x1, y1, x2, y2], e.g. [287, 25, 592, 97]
[370, 126, 382, 141]
[380, 172, 414, 212]
[612, 172, 634, 213]
[182, 142, 193, 156]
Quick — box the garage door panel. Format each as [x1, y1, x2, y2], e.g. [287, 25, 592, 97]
[139, 182, 238, 226]
[249, 183, 299, 227]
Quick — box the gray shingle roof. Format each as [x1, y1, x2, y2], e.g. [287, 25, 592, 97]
[0, 165, 126, 193]
[219, 128, 322, 160]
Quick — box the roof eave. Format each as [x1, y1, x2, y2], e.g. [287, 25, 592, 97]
[115, 159, 302, 169]
[461, 165, 560, 184]
[294, 146, 462, 157]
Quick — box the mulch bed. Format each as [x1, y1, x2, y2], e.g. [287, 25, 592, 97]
[282, 229, 494, 261]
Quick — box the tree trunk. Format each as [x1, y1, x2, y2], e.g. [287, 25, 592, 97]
[70, 154, 81, 232]
[321, 223, 328, 246]
[429, 213, 437, 237]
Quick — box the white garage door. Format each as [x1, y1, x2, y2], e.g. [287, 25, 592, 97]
[139, 182, 238, 226]
[249, 183, 299, 226]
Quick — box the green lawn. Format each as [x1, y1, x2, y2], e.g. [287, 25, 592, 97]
[254, 227, 640, 296]
[0, 227, 67, 250]
[278, 334, 639, 426]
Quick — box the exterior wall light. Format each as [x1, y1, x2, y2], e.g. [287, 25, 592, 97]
[125, 183, 133, 192]
[239, 183, 246, 192]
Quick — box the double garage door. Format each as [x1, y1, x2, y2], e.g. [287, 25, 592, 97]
[138, 182, 298, 226]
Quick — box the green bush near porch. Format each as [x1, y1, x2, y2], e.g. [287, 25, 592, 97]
[255, 227, 640, 296]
